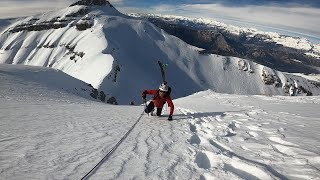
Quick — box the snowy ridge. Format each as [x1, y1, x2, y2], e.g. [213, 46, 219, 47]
[1, 66, 320, 179]
[130, 13, 320, 59]
[0, 2, 320, 105]
[0, 64, 110, 102]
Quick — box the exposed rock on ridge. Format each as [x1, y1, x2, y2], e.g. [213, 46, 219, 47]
[70, 0, 113, 7]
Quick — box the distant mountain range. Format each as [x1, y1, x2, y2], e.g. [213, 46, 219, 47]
[0, 0, 320, 104]
[131, 14, 320, 74]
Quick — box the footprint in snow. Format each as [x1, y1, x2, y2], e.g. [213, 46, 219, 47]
[189, 134, 201, 145]
[189, 123, 197, 133]
[195, 151, 221, 170]
[228, 121, 240, 131]
[195, 151, 211, 169]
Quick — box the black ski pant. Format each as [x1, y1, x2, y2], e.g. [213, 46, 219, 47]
[145, 101, 162, 116]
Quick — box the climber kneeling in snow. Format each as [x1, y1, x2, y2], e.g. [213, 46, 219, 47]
[142, 82, 174, 121]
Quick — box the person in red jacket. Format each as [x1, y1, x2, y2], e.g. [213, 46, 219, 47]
[142, 82, 174, 121]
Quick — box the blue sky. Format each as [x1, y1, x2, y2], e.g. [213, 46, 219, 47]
[0, 0, 319, 43]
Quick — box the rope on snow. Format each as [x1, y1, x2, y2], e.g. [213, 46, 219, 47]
[81, 110, 145, 180]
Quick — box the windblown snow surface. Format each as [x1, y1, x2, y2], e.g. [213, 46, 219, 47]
[1, 65, 320, 180]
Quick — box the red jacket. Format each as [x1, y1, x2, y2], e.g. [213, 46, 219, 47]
[143, 90, 174, 116]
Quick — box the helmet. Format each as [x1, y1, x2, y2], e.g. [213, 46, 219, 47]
[159, 83, 168, 92]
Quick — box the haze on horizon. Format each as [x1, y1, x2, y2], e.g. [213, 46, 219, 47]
[0, 0, 319, 43]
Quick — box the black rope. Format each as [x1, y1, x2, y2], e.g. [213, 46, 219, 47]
[81, 110, 145, 180]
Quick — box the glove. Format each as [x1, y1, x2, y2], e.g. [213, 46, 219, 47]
[168, 115, 173, 121]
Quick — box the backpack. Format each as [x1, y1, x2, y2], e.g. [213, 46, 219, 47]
[165, 86, 172, 98]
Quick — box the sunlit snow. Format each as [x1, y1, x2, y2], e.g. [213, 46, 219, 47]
[1, 2, 320, 179]
[1, 64, 319, 179]
[1, 5, 320, 105]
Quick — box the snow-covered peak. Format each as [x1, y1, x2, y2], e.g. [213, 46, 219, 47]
[69, 0, 123, 17]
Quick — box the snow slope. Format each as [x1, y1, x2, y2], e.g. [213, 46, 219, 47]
[1, 2, 320, 105]
[1, 64, 319, 180]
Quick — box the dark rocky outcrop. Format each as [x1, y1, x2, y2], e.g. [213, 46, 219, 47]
[8, 7, 90, 33]
[76, 21, 93, 31]
[107, 96, 118, 105]
[261, 69, 282, 87]
[9, 22, 67, 33]
[87, 84, 117, 104]
[70, 0, 113, 7]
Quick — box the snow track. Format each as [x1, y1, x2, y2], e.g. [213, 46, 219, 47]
[1, 66, 320, 179]
[88, 115, 199, 179]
